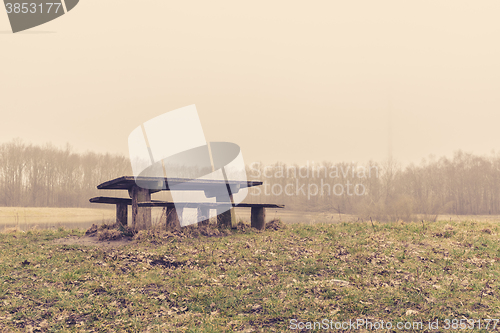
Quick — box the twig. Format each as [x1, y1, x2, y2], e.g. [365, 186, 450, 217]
[370, 217, 375, 232]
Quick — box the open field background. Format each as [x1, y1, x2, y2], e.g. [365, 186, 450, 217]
[2, 207, 500, 231]
[0, 207, 358, 231]
[3, 207, 500, 233]
[1, 219, 500, 332]
[0, 208, 115, 231]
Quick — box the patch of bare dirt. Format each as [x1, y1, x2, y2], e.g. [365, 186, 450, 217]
[53, 223, 135, 248]
[133, 223, 231, 241]
[85, 223, 135, 240]
[52, 235, 134, 248]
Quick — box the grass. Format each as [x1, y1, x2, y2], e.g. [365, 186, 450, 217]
[1, 220, 500, 332]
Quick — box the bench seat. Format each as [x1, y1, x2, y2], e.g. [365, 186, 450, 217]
[89, 196, 284, 230]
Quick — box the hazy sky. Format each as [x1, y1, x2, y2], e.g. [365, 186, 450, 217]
[1, 1, 499, 166]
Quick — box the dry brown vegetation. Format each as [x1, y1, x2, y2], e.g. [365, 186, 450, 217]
[1, 219, 500, 332]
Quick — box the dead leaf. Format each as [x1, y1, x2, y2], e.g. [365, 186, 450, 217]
[406, 309, 419, 316]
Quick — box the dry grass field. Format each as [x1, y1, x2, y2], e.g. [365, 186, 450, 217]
[1, 218, 500, 332]
[2, 206, 500, 231]
[0, 208, 115, 231]
[0, 207, 357, 232]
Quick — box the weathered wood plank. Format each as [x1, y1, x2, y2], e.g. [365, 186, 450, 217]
[131, 185, 151, 231]
[216, 208, 233, 229]
[97, 176, 263, 191]
[251, 207, 266, 230]
[90, 197, 132, 205]
[137, 201, 284, 209]
[90, 197, 285, 209]
[165, 207, 181, 231]
[116, 203, 128, 226]
[216, 194, 233, 229]
[139, 202, 206, 208]
[237, 203, 284, 208]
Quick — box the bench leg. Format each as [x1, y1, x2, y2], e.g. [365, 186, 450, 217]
[131, 185, 151, 231]
[198, 206, 210, 227]
[251, 207, 266, 230]
[165, 206, 181, 231]
[215, 192, 236, 229]
[116, 203, 128, 227]
[216, 205, 233, 229]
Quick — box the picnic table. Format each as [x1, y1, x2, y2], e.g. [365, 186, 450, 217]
[89, 176, 284, 231]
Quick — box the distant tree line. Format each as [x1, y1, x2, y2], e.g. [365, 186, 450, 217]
[0, 139, 131, 207]
[246, 151, 500, 221]
[2, 139, 500, 220]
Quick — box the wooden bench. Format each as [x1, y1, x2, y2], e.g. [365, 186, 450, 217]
[89, 196, 284, 230]
[94, 176, 265, 231]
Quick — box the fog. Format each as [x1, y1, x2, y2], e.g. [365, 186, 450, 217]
[1, 1, 500, 166]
